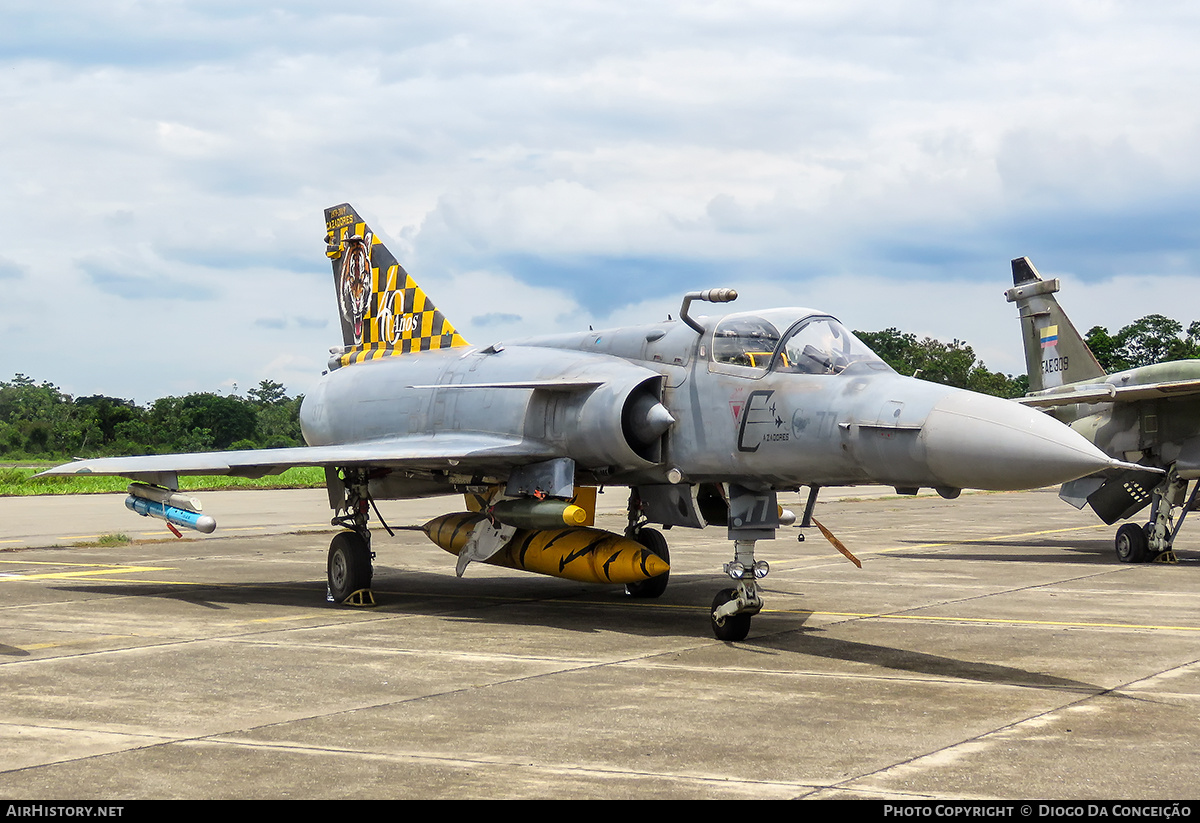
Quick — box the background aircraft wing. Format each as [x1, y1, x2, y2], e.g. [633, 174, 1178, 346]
[1018, 378, 1200, 408]
[37, 434, 560, 486]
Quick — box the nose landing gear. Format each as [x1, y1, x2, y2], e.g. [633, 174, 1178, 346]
[705, 484, 783, 641]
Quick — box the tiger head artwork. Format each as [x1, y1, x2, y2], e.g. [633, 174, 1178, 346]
[338, 232, 372, 344]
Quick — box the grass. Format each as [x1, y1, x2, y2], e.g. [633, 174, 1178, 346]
[0, 466, 327, 496]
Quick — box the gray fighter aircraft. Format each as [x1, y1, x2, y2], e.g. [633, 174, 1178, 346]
[1005, 257, 1199, 563]
[41, 206, 1138, 640]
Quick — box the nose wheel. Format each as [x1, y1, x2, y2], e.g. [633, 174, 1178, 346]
[710, 538, 767, 641]
[710, 587, 755, 641]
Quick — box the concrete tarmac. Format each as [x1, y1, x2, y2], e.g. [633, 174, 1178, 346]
[1, 487, 1199, 800]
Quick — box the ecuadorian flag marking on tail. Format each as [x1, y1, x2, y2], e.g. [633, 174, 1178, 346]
[1040, 325, 1059, 349]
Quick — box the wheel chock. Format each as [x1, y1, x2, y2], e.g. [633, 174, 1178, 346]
[342, 589, 376, 606]
[1153, 550, 1179, 564]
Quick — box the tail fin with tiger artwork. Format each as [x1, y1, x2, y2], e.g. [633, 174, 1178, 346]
[323, 203, 468, 367]
[1003, 256, 1106, 393]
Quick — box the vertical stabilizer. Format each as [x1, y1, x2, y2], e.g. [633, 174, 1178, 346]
[1004, 257, 1105, 392]
[323, 203, 468, 367]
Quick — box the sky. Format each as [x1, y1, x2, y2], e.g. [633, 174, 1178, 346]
[3, 1, 1200, 404]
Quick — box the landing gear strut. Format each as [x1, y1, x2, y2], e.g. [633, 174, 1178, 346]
[327, 469, 376, 605]
[710, 539, 768, 641]
[625, 528, 670, 598]
[1116, 467, 1197, 564]
[708, 484, 779, 642]
[624, 492, 670, 599]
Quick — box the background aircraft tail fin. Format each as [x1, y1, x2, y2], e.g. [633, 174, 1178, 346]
[323, 203, 468, 366]
[1004, 257, 1106, 392]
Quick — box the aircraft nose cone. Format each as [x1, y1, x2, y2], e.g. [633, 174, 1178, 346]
[923, 391, 1115, 490]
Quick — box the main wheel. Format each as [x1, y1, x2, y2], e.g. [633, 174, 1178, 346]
[1115, 522, 1149, 563]
[328, 531, 373, 602]
[710, 588, 752, 642]
[625, 528, 670, 599]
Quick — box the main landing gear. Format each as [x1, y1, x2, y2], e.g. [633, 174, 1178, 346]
[326, 469, 377, 605]
[322, 475, 782, 641]
[1115, 467, 1199, 564]
[328, 531, 373, 602]
[624, 497, 671, 599]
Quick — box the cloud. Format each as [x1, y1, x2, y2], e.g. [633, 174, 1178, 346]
[472, 312, 523, 327]
[0, 257, 25, 280]
[3, 2, 1200, 402]
[255, 315, 329, 330]
[78, 255, 220, 302]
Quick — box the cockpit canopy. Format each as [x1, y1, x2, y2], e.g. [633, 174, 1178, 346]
[710, 309, 890, 375]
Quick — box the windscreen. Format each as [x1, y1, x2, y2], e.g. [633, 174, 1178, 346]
[773, 317, 887, 374]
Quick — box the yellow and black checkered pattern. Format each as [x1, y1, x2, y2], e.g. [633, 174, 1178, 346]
[325, 206, 469, 366]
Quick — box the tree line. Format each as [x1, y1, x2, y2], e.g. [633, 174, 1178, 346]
[0, 377, 303, 459]
[852, 329, 1029, 398]
[855, 313, 1200, 396]
[2, 312, 1195, 460]
[1083, 315, 1200, 372]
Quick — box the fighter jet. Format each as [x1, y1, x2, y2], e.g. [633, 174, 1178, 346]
[1005, 257, 1198, 563]
[41, 206, 1136, 640]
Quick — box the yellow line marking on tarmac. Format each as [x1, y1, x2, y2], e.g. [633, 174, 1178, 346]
[363, 589, 1200, 634]
[478, 592, 1200, 634]
[0, 559, 286, 588]
[56, 533, 174, 541]
[881, 522, 1113, 554]
[0, 559, 163, 568]
[5, 523, 333, 546]
[48, 524, 308, 540]
[33, 577, 215, 585]
[762, 608, 1200, 632]
[2, 567, 173, 580]
[6, 520, 1189, 636]
[775, 522, 1115, 568]
[5, 559, 1194, 633]
[0, 559, 173, 580]
[761, 522, 1196, 631]
[18, 636, 136, 652]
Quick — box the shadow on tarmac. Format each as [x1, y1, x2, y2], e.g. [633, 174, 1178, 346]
[51, 565, 1109, 697]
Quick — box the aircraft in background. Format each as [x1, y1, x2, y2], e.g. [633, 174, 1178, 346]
[41, 207, 1137, 640]
[1005, 257, 1200, 563]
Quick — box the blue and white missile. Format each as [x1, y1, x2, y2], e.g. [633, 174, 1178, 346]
[124, 485, 216, 535]
[127, 482, 204, 512]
